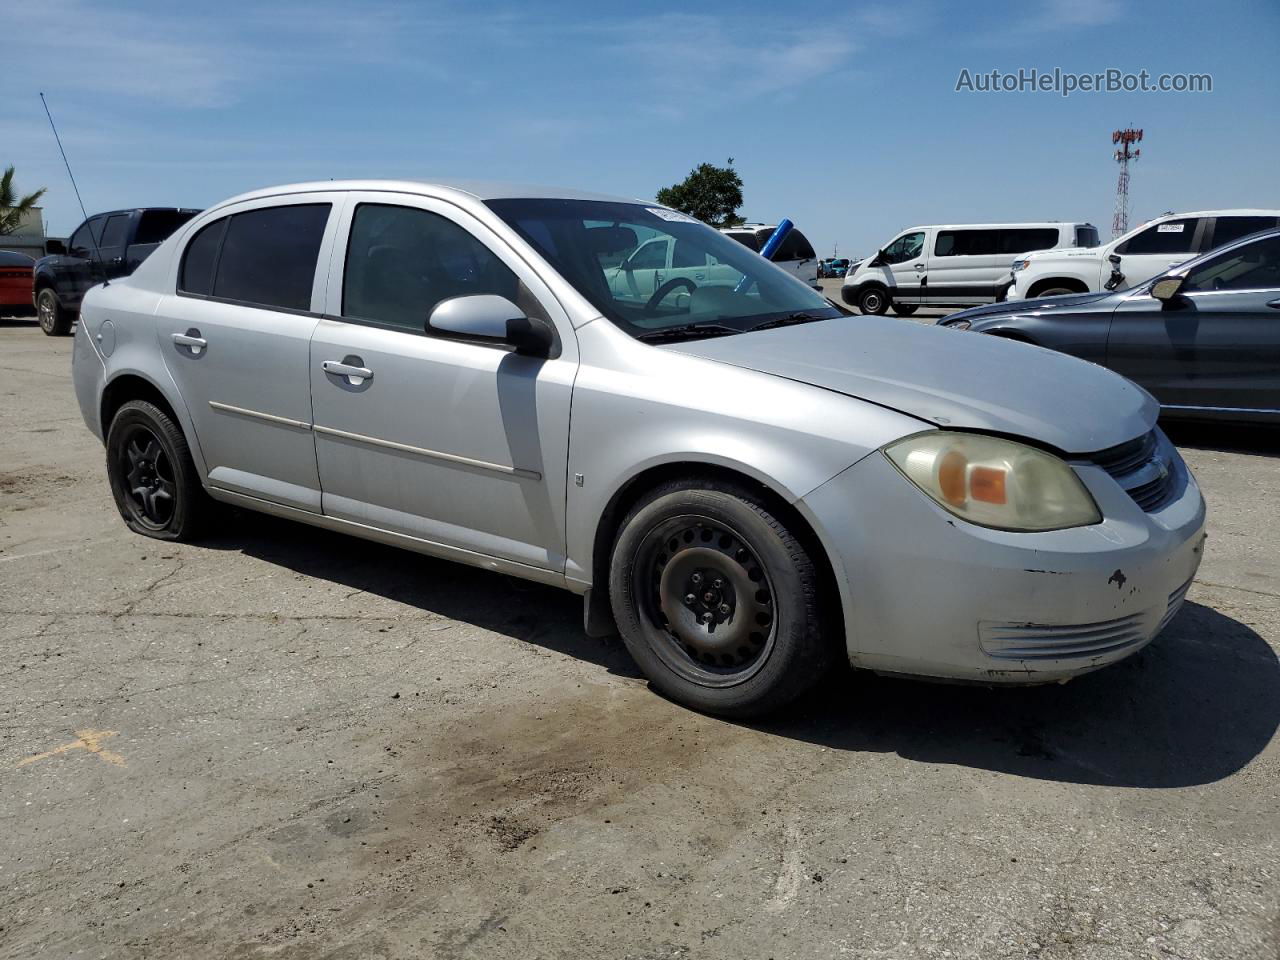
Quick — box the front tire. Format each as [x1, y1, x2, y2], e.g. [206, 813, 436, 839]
[608, 479, 833, 718]
[37, 288, 72, 336]
[106, 400, 209, 541]
[857, 286, 889, 315]
[1035, 286, 1078, 298]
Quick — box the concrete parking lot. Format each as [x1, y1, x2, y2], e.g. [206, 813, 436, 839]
[2, 315, 1277, 960]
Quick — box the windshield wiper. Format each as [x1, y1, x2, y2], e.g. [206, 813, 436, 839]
[747, 312, 830, 332]
[634, 323, 742, 343]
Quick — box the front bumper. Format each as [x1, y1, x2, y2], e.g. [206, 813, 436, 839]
[799, 442, 1206, 683]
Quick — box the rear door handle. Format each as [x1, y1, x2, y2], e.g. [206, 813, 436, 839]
[322, 359, 374, 385]
[1267, 299, 1280, 310]
[171, 330, 207, 355]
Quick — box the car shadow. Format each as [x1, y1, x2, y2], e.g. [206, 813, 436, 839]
[202, 510, 1277, 790]
[1162, 418, 1280, 457]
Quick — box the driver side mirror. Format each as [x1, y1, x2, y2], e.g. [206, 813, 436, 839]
[1150, 274, 1186, 302]
[868, 248, 887, 267]
[44, 239, 66, 256]
[427, 295, 556, 357]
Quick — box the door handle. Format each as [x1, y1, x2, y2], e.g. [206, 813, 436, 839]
[322, 359, 374, 385]
[914, 263, 925, 271]
[1267, 299, 1280, 310]
[171, 330, 207, 355]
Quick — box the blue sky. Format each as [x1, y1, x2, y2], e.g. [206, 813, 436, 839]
[4, 0, 1277, 256]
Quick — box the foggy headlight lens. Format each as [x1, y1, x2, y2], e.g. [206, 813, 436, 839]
[1011, 259, 1030, 271]
[884, 432, 1101, 531]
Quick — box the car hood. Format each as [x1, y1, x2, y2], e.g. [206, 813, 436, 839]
[948, 290, 1118, 323]
[665, 317, 1156, 453]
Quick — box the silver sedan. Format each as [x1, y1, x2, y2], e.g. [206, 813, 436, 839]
[71, 181, 1206, 716]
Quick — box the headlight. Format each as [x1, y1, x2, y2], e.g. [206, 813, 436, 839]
[1011, 259, 1030, 272]
[943, 319, 971, 330]
[883, 432, 1101, 531]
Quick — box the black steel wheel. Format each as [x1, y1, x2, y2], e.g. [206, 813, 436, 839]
[609, 479, 834, 717]
[106, 399, 208, 541]
[37, 288, 72, 336]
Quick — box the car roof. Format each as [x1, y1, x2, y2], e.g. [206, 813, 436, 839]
[81, 207, 202, 218]
[206, 180, 642, 212]
[896, 222, 1089, 231]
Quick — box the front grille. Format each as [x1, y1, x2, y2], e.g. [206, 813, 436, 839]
[1085, 429, 1176, 513]
[980, 612, 1151, 660]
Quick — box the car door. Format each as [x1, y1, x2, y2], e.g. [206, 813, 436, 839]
[155, 196, 341, 512]
[611, 237, 669, 303]
[878, 230, 927, 304]
[1107, 233, 1280, 412]
[96, 212, 134, 281]
[309, 195, 577, 572]
[924, 228, 998, 304]
[1112, 217, 1205, 289]
[62, 215, 105, 303]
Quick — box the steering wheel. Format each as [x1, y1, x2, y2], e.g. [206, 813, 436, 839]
[644, 277, 697, 315]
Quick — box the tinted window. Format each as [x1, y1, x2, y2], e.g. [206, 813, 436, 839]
[724, 231, 759, 252]
[136, 210, 198, 246]
[212, 204, 330, 311]
[1118, 218, 1198, 255]
[99, 214, 131, 250]
[999, 228, 1059, 254]
[934, 230, 998, 257]
[68, 217, 104, 257]
[629, 239, 668, 270]
[343, 203, 528, 333]
[671, 238, 707, 268]
[1075, 225, 1100, 248]
[883, 231, 925, 264]
[1211, 216, 1278, 249]
[1183, 235, 1280, 293]
[179, 217, 229, 296]
[772, 229, 815, 262]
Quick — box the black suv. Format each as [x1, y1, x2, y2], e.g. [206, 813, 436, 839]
[34, 207, 199, 335]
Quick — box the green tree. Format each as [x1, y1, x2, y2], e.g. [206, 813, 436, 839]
[656, 159, 745, 228]
[0, 166, 47, 237]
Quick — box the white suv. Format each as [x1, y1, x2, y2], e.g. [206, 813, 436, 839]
[1009, 210, 1280, 300]
[842, 222, 1094, 315]
[720, 223, 819, 288]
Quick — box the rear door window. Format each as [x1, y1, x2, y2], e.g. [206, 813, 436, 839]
[1210, 216, 1278, 249]
[998, 228, 1059, 254]
[1075, 225, 1100, 248]
[210, 204, 331, 311]
[135, 210, 199, 246]
[99, 214, 132, 250]
[934, 230, 998, 257]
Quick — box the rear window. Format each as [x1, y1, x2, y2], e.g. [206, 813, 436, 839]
[1211, 216, 1278, 249]
[1075, 225, 1100, 248]
[772, 228, 816, 262]
[135, 210, 199, 246]
[723, 231, 759, 252]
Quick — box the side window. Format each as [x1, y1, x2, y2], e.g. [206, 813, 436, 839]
[69, 217, 104, 257]
[342, 203, 529, 333]
[883, 231, 925, 265]
[99, 214, 131, 250]
[1075, 225, 1100, 248]
[179, 217, 229, 296]
[1182, 235, 1280, 293]
[136, 210, 198, 246]
[628, 239, 668, 270]
[1210, 217, 1278, 249]
[1118, 218, 1199, 255]
[212, 204, 331, 311]
[999, 228, 1058, 255]
[724, 231, 759, 252]
[671, 238, 707, 268]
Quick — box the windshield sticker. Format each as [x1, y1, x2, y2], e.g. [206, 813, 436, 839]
[646, 207, 700, 224]
[1157, 223, 1185, 233]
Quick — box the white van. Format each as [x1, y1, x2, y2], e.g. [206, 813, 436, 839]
[842, 222, 1096, 315]
[720, 223, 820, 288]
[1008, 210, 1280, 300]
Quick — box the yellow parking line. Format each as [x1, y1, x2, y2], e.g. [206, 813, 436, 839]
[16, 729, 127, 768]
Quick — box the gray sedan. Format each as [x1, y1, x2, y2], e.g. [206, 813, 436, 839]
[72, 181, 1205, 716]
[941, 227, 1280, 422]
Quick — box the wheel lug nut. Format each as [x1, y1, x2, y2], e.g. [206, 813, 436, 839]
[701, 612, 713, 623]
[684, 593, 696, 605]
[719, 603, 730, 614]
[691, 573, 702, 585]
[713, 578, 724, 589]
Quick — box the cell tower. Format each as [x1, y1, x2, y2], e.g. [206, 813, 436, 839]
[1111, 127, 1143, 238]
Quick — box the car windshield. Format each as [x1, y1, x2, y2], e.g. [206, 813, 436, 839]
[485, 198, 838, 339]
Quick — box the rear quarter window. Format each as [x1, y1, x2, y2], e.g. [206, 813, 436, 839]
[211, 205, 331, 311]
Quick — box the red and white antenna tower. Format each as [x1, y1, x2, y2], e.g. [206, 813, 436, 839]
[1111, 127, 1143, 238]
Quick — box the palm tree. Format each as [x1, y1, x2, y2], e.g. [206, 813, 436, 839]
[0, 166, 47, 236]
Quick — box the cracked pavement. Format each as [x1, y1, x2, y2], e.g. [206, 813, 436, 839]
[1, 319, 1277, 960]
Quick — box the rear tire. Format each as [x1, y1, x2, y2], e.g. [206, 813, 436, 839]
[37, 288, 72, 336]
[891, 304, 918, 316]
[857, 287, 889, 315]
[1035, 286, 1079, 298]
[608, 479, 834, 718]
[106, 400, 209, 542]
